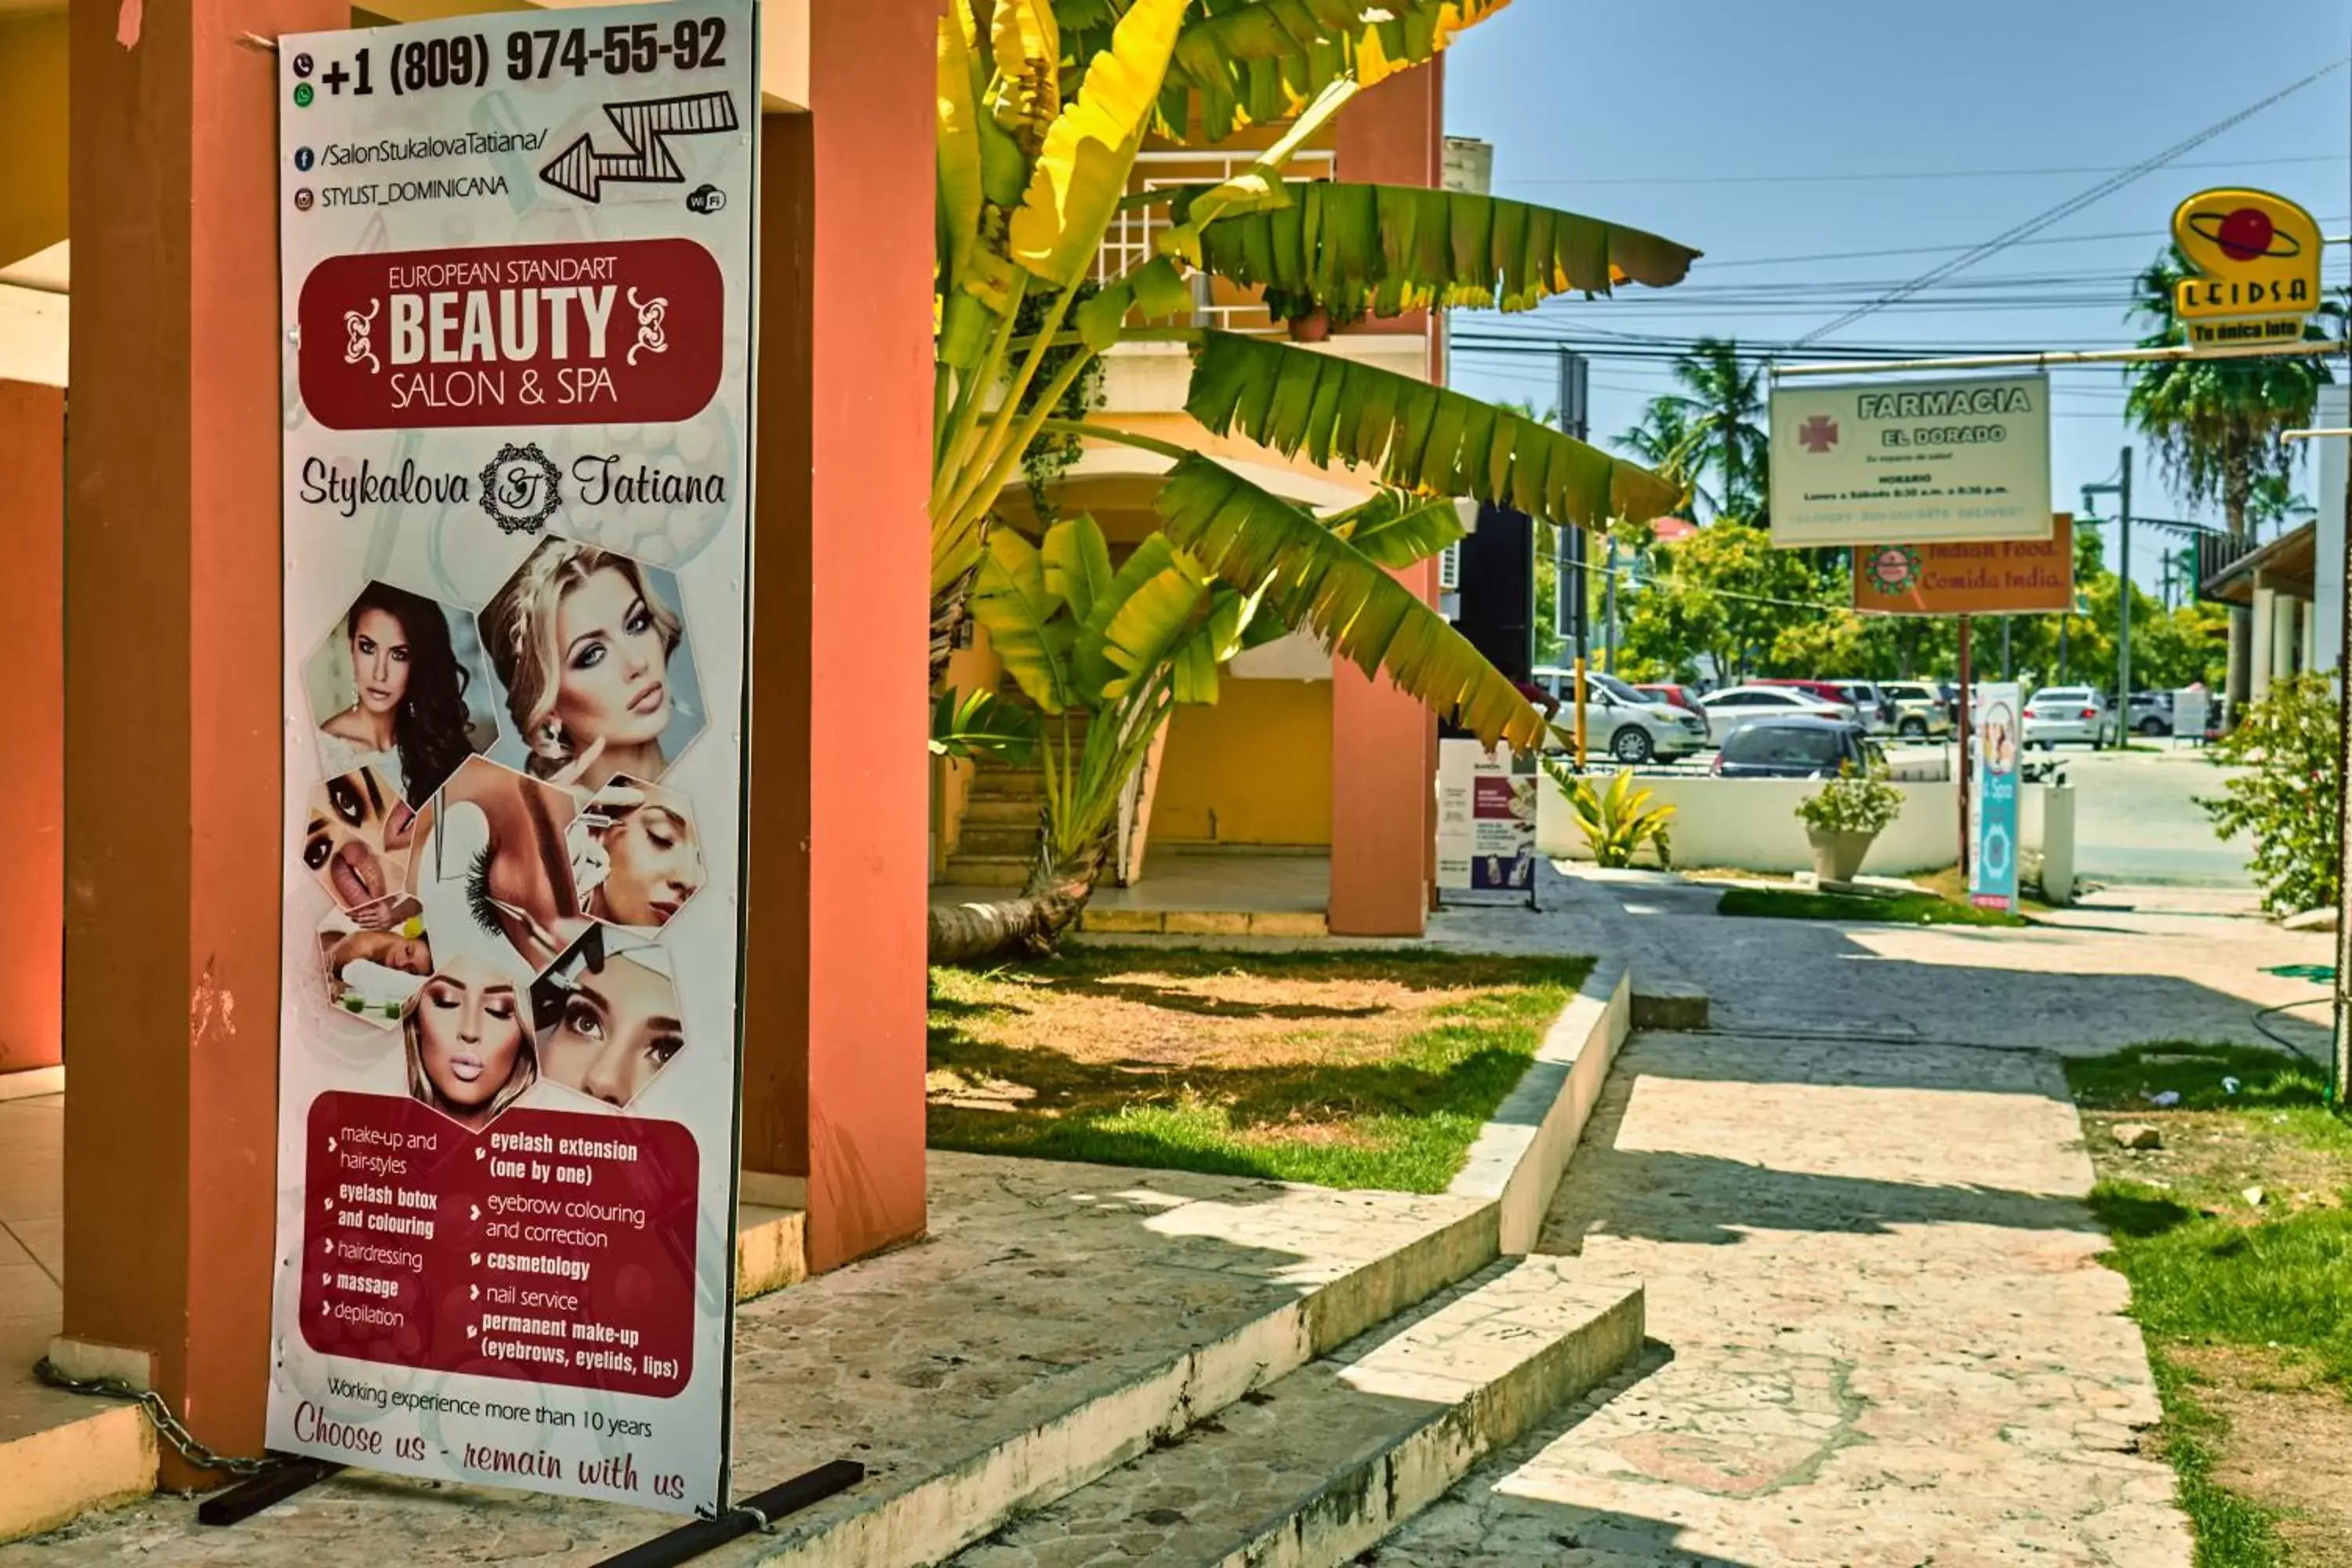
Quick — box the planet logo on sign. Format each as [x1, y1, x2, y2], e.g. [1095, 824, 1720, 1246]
[2185, 204, 2303, 262]
[2169, 187, 2321, 349]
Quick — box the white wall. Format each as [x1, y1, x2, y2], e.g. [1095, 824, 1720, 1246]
[1540, 772, 2063, 877]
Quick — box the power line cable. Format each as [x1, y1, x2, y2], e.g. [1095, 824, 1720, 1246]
[1502, 152, 2349, 190]
[1795, 56, 2352, 346]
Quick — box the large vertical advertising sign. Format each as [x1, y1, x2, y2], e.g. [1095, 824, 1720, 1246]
[272, 2, 757, 1515]
[1970, 682, 2023, 913]
[1436, 741, 1537, 893]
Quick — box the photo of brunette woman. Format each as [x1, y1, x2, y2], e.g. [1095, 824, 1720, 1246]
[310, 581, 488, 806]
[479, 539, 702, 791]
[532, 930, 685, 1110]
[569, 779, 706, 930]
[300, 765, 414, 928]
[403, 953, 536, 1130]
[408, 756, 590, 976]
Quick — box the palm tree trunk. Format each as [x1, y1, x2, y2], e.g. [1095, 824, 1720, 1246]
[2223, 452, 2253, 720]
[925, 837, 1109, 964]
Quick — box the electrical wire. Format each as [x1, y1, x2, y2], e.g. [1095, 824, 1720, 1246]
[1501, 151, 2350, 190]
[1795, 55, 2352, 346]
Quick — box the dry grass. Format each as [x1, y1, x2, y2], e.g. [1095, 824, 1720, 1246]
[927, 947, 1593, 1192]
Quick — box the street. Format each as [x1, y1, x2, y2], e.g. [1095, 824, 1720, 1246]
[2057, 746, 2254, 890]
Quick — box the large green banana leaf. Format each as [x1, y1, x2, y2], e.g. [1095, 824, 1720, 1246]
[1320, 488, 1466, 568]
[1062, 0, 1512, 141]
[1009, 0, 1192, 288]
[1154, 452, 1546, 749]
[1171, 181, 1699, 325]
[972, 528, 1076, 713]
[1183, 329, 1679, 532]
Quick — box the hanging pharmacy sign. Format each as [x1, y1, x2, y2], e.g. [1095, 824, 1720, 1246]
[2171, 188, 2322, 352]
[1768, 373, 2052, 548]
[271, 0, 757, 1517]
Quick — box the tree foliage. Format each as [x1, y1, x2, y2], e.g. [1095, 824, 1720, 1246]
[2200, 673, 2339, 915]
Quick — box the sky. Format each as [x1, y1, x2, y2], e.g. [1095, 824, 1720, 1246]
[1441, 0, 2352, 592]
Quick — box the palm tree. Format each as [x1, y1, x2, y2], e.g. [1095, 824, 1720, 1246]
[2125, 243, 2332, 710]
[1644, 338, 1766, 518]
[1617, 397, 1714, 516]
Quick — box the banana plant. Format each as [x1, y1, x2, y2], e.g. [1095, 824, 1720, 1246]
[930, 0, 1702, 955]
[931, 513, 1265, 956]
[1542, 761, 1676, 870]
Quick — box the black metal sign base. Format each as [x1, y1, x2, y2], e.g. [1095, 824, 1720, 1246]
[195, 1458, 344, 1526]
[593, 1462, 866, 1568]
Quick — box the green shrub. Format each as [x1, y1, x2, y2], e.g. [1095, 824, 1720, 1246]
[1795, 760, 1904, 837]
[2201, 674, 2339, 915]
[1542, 762, 1675, 869]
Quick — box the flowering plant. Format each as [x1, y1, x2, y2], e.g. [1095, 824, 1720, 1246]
[1795, 761, 1904, 837]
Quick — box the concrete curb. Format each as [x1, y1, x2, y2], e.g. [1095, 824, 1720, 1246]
[1446, 959, 1631, 1254]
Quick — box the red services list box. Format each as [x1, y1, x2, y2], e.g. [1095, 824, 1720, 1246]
[299, 1091, 699, 1398]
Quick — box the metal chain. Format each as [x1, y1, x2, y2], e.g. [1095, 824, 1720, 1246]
[33, 1357, 282, 1479]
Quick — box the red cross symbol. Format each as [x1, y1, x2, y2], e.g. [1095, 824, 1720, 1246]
[1797, 415, 1838, 454]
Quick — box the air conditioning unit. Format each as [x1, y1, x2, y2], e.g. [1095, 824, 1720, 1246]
[1438, 540, 1461, 591]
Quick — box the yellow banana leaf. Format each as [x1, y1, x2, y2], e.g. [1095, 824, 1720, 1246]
[1184, 330, 1679, 532]
[1152, 452, 1548, 750]
[1009, 0, 1192, 288]
[988, 0, 1061, 153]
[1171, 182, 1699, 325]
[971, 528, 1076, 713]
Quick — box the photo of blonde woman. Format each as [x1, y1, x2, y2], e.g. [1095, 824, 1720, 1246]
[402, 953, 536, 1131]
[478, 538, 703, 791]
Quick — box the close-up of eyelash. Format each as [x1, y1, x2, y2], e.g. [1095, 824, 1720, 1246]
[465, 844, 501, 938]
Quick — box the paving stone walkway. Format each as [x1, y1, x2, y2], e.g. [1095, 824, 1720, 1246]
[1374, 1030, 2192, 1568]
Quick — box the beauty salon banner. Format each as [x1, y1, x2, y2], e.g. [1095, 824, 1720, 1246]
[271, 1, 757, 1514]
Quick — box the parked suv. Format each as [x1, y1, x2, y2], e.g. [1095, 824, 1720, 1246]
[1711, 716, 1883, 779]
[1879, 681, 1954, 740]
[2126, 690, 2174, 737]
[1822, 679, 1897, 735]
[1531, 666, 1708, 764]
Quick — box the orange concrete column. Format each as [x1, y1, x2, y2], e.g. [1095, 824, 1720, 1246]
[742, 0, 932, 1271]
[0, 381, 60, 1076]
[1328, 64, 1445, 937]
[63, 0, 342, 1484]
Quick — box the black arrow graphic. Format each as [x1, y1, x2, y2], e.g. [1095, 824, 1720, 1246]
[540, 91, 739, 204]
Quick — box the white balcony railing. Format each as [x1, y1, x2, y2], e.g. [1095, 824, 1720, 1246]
[1091, 148, 1337, 336]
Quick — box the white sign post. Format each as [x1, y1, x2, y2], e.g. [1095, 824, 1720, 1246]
[273, 1, 757, 1516]
[1769, 373, 2053, 548]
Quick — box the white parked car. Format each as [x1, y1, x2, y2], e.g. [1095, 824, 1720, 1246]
[1532, 666, 1709, 764]
[1878, 681, 1954, 740]
[2022, 687, 2122, 750]
[1697, 684, 1856, 744]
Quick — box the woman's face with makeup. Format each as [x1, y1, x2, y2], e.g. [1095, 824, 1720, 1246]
[541, 954, 683, 1108]
[554, 568, 670, 751]
[411, 954, 526, 1116]
[599, 800, 703, 927]
[348, 608, 412, 718]
[303, 768, 410, 914]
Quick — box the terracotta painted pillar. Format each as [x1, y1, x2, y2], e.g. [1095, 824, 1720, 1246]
[63, 0, 342, 1485]
[742, 0, 932, 1271]
[0, 381, 60, 1076]
[1328, 64, 1444, 936]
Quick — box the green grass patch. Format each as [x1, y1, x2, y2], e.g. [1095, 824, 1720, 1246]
[926, 947, 1592, 1192]
[2067, 1042, 2352, 1563]
[1715, 885, 2033, 928]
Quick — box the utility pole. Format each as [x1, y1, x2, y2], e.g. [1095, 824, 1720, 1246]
[1557, 347, 1591, 764]
[2118, 448, 2135, 732]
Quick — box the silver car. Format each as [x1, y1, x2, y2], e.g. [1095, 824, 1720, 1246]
[1697, 684, 1857, 743]
[1534, 667, 1708, 764]
[2022, 687, 2121, 750]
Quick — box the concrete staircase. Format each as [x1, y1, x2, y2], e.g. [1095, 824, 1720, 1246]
[942, 706, 1083, 889]
[948, 1258, 1644, 1567]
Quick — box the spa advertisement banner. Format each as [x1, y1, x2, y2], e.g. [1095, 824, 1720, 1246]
[270, 1, 757, 1515]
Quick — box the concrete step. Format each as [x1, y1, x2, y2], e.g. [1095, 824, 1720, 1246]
[948, 1258, 1643, 1568]
[938, 855, 1032, 887]
[967, 771, 1045, 800]
[960, 797, 1044, 826]
[953, 823, 1042, 858]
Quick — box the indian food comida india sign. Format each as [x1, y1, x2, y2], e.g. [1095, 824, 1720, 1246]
[2170, 187, 2322, 352]
[1767, 372, 2052, 547]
